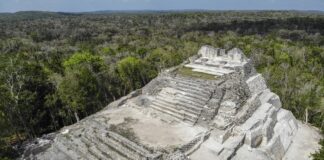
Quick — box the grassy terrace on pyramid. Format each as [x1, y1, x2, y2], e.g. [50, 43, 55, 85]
[21, 46, 321, 160]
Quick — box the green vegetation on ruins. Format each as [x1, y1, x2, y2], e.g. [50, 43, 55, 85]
[0, 11, 323, 159]
[176, 67, 217, 80]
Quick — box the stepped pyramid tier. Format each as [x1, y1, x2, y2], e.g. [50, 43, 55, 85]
[21, 46, 321, 160]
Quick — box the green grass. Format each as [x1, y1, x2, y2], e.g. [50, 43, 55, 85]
[176, 66, 217, 80]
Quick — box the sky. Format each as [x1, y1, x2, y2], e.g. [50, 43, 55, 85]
[0, 0, 323, 13]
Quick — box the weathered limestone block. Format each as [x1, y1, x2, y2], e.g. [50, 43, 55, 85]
[218, 101, 239, 116]
[219, 49, 226, 56]
[274, 109, 298, 152]
[212, 87, 225, 99]
[242, 59, 256, 78]
[262, 135, 286, 160]
[180, 131, 210, 155]
[236, 102, 279, 147]
[186, 63, 234, 76]
[188, 55, 200, 63]
[219, 134, 245, 160]
[222, 74, 250, 106]
[259, 89, 282, 108]
[227, 48, 246, 63]
[268, 94, 281, 108]
[200, 98, 221, 121]
[213, 114, 234, 130]
[246, 74, 267, 95]
[234, 94, 261, 125]
[198, 45, 220, 60]
[166, 151, 189, 160]
[262, 117, 276, 144]
[212, 128, 232, 144]
[263, 105, 279, 144]
[245, 125, 263, 148]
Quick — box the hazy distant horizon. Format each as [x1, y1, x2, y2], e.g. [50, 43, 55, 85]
[2, 9, 324, 14]
[0, 0, 323, 13]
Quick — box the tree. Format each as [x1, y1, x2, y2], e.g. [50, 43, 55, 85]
[145, 48, 182, 72]
[117, 56, 156, 94]
[58, 51, 107, 122]
[0, 52, 54, 138]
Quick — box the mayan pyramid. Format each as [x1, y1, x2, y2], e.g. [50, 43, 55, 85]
[21, 46, 321, 160]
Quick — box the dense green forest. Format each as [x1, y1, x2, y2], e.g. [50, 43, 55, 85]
[0, 11, 323, 159]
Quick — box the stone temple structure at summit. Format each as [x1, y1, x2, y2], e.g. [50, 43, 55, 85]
[21, 46, 322, 160]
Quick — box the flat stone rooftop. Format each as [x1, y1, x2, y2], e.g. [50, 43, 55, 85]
[96, 105, 207, 150]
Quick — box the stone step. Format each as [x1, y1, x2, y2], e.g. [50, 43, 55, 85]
[81, 136, 114, 160]
[155, 97, 200, 116]
[172, 85, 211, 98]
[106, 131, 154, 157]
[153, 98, 200, 118]
[171, 77, 211, 89]
[219, 135, 245, 160]
[151, 103, 197, 124]
[54, 137, 87, 160]
[234, 94, 261, 125]
[218, 149, 234, 160]
[89, 146, 111, 160]
[175, 98, 205, 111]
[151, 101, 198, 122]
[156, 95, 202, 114]
[222, 66, 236, 70]
[172, 87, 210, 101]
[192, 68, 225, 76]
[52, 142, 78, 160]
[170, 81, 211, 95]
[238, 103, 274, 132]
[96, 134, 143, 160]
[96, 131, 158, 160]
[71, 137, 101, 160]
[223, 135, 245, 150]
[80, 137, 106, 160]
[62, 136, 94, 160]
[159, 92, 206, 108]
[151, 104, 183, 120]
[159, 91, 207, 107]
[185, 63, 234, 76]
[176, 95, 206, 106]
[84, 132, 130, 160]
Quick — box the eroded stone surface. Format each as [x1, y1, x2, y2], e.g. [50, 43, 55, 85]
[21, 46, 321, 160]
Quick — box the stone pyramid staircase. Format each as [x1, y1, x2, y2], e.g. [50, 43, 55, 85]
[150, 76, 213, 124]
[48, 120, 161, 160]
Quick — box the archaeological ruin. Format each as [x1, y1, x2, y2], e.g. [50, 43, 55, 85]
[21, 46, 322, 160]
